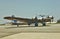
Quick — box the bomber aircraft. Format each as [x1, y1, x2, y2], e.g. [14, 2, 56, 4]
[4, 15, 54, 27]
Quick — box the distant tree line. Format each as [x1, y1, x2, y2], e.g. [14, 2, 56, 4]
[57, 19, 60, 23]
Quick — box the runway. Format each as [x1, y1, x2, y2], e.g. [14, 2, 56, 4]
[1, 33, 60, 39]
[0, 24, 60, 39]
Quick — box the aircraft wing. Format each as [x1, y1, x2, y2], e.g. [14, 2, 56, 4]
[4, 16, 35, 23]
[4, 16, 51, 23]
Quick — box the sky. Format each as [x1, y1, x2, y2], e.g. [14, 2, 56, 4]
[0, 0, 60, 24]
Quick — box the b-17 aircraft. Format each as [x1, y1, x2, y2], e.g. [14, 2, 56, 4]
[4, 15, 54, 27]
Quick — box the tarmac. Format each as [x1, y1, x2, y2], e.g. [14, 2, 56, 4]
[0, 23, 60, 39]
[1, 33, 60, 39]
